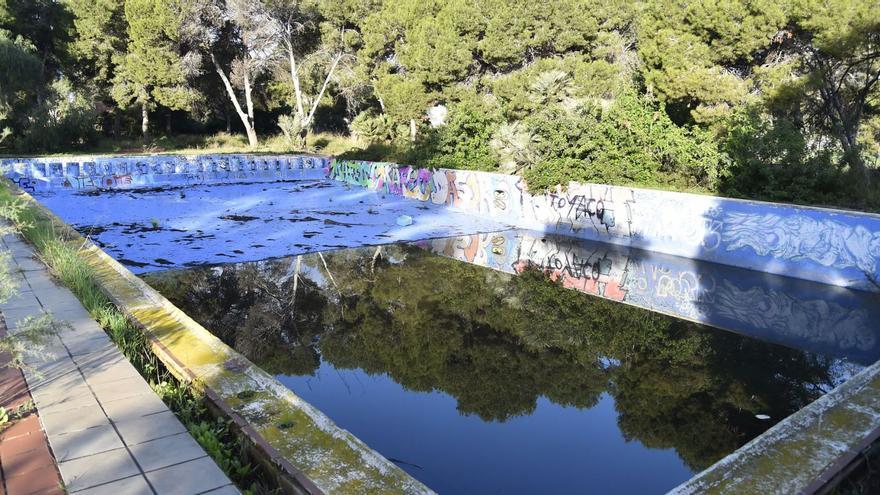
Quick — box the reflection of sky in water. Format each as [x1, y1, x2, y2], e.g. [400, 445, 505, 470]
[280, 364, 691, 495]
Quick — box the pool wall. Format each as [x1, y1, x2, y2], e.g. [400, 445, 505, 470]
[0, 153, 330, 190]
[325, 159, 880, 292]
[6, 153, 879, 292]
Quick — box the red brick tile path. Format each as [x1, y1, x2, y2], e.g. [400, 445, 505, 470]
[0, 319, 64, 495]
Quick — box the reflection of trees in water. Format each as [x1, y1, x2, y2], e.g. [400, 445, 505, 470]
[143, 245, 839, 471]
[146, 259, 326, 375]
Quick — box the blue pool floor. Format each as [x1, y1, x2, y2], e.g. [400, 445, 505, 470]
[34, 178, 512, 273]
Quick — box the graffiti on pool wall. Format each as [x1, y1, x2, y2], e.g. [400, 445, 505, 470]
[328, 159, 640, 239]
[328, 159, 880, 292]
[12, 177, 36, 192]
[2, 154, 330, 191]
[722, 212, 880, 275]
[542, 184, 636, 238]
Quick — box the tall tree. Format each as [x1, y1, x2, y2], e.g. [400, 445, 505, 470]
[0, 0, 73, 79]
[66, 0, 127, 135]
[112, 0, 195, 140]
[67, 0, 127, 93]
[357, 0, 606, 137]
[176, 0, 276, 147]
[0, 35, 42, 143]
[784, 0, 880, 185]
[264, 0, 360, 140]
[638, 0, 787, 124]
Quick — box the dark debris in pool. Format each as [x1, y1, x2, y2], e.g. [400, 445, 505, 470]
[219, 214, 259, 222]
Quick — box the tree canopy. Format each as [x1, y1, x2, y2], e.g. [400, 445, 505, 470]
[0, 0, 877, 209]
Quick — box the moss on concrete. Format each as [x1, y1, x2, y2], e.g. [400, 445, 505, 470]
[669, 359, 880, 494]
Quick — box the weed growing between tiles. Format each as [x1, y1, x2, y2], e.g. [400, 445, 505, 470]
[0, 183, 278, 494]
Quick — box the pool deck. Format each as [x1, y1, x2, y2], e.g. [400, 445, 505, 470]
[0, 229, 238, 495]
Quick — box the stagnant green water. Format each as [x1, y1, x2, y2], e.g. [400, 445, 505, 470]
[142, 239, 864, 494]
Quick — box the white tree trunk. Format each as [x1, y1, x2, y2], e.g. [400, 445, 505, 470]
[141, 102, 150, 141]
[304, 53, 342, 128]
[286, 39, 306, 120]
[211, 53, 258, 148]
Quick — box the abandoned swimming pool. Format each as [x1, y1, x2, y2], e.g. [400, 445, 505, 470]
[140, 233, 870, 494]
[5, 153, 880, 493]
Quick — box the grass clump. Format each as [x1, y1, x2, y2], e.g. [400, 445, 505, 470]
[0, 201, 63, 372]
[0, 181, 277, 494]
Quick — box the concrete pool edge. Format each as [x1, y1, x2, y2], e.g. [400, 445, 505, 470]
[4, 182, 434, 495]
[668, 358, 880, 494]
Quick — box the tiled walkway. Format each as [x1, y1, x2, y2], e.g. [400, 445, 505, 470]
[0, 230, 238, 495]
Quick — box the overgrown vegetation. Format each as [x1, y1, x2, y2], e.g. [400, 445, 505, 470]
[1, 0, 877, 209]
[0, 400, 35, 431]
[0, 202, 62, 372]
[0, 183, 276, 494]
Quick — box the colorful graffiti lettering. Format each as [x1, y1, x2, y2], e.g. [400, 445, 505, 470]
[326, 159, 640, 240]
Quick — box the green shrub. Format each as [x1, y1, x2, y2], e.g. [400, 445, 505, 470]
[523, 92, 724, 192]
[418, 98, 502, 172]
[14, 78, 99, 152]
[717, 108, 858, 208]
[277, 114, 305, 149]
[349, 110, 397, 143]
[0, 200, 63, 371]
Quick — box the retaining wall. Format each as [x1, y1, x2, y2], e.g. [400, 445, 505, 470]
[326, 159, 880, 292]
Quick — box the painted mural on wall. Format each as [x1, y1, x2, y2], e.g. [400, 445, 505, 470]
[415, 231, 880, 364]
[1, 154, 330, 191]
[327, 159, 880, 292]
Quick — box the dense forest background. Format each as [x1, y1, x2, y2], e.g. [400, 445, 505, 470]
[0, 0, 878, 209]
